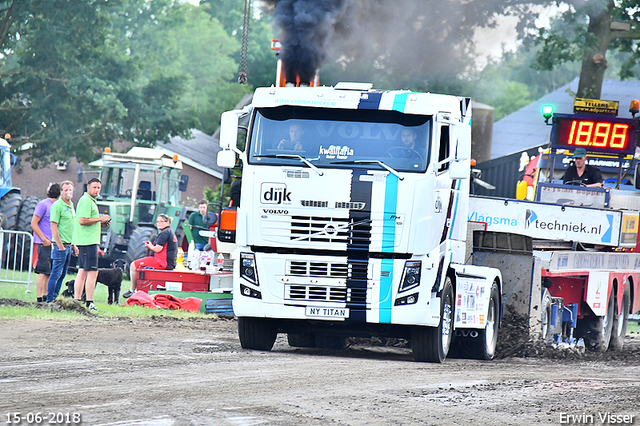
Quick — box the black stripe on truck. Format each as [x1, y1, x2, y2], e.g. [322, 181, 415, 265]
[346, 170, 372, 323]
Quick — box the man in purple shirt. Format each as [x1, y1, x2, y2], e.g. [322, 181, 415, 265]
[31, 183, 61, 303]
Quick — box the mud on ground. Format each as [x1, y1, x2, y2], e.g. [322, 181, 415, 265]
[1, 299, 639, 425]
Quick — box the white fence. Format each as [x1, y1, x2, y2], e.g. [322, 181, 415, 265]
[0, 230, 34, 289]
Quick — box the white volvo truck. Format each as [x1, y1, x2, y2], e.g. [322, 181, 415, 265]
[218, 86, 640, 361]
[217, 83, 503, 362]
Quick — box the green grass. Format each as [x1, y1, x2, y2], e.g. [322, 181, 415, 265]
[0, 271, 209, 320]
[628, 320, 640, 334]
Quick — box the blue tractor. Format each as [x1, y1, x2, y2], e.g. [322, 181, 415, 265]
[0, 136, 41, 269]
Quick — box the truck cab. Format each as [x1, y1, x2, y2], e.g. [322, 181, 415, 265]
[218, 84, 503, 362]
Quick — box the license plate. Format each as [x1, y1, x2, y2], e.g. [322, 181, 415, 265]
[305, 306, 349, 319]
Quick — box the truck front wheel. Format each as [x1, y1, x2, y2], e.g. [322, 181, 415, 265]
[238, 317, 277, 351]
[412, 276, 453, 363]
[609, 283, 630, 351]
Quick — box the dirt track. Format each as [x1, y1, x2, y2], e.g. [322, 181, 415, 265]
[1, 315, 640, 426]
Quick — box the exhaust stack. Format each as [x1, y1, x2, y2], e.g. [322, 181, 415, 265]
[271, 39, 319, 87]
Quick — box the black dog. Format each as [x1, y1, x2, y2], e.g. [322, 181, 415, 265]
[61, 260, 126, 305]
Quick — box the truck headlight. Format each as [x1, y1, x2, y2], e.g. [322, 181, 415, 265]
[398, 261, 421, 293]
[240, 253, 259, 285]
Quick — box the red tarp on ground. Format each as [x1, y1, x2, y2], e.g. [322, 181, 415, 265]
[124, 291, 202, 312]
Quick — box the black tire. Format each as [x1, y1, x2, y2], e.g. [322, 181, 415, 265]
[125, 226, 157, 265]
[0, 193, 22, 230]
[314, 333, 346, 350]
[541, 289, 553, 343]
[609, 282, 630, 351]
[17, 196, 40, 234]
[287, 332, 316, 348]
[412, 275, 454, 363]
[582, 287, 615, 352]
[14, 196, 40, 271]
[238, 317, 277, 351]
[466, 281, 500, 360]
[0, 193, 23, 268]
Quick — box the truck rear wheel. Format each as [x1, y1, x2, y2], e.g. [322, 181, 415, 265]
[541, 289, 553, 342]
[609, 283, 630, 351]
[287, 332, 316, 348]
[238, 317, 277, 351]
[582, 289, 615, 352]
[470, 281, 500, 360]
[314, 333, 346, 350]
[412, 276, 453, 363]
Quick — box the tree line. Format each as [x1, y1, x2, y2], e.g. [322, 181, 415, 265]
[0, 0, 638, 167]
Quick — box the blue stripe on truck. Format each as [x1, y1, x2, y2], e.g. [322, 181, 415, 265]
[357, 92, 382, 110]
[392, 93, 409, 113]
[380, 174, 399, 323]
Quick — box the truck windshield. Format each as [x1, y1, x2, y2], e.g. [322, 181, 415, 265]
[247, 106, 431, 173]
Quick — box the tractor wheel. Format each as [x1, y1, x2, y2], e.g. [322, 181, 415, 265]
[238, 317, 277, 351]
[0, 193, 23, 230]
[125, 226, 157, 274]
[0, 193, 23, 269]
[609, 282, 630, 351]
[14, 196, 41, 270]
[17, 196, 40, 234]
[412, 276, 454, 363]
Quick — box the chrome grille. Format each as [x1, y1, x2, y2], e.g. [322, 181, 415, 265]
[300, 200, 329, 208]
[290, 216, 351, 243]
[335, 202, 366, 210]
[289, 261, 349, 277]
[288, 260, 368, 279]
[286, 285, 367, 305]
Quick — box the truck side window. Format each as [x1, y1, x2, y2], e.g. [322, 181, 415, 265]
[438, 125, 450, 173]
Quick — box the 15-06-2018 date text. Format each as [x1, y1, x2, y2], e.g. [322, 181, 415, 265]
[5, 413, 81, 425]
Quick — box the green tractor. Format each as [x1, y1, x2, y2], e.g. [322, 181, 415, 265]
[89, 147, 194, 270]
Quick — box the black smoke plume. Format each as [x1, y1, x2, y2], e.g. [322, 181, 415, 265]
[260, 1, 556, 89]
[263, 0, 348, 83]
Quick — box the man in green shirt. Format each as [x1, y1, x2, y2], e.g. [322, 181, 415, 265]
[46, 181, 79, 302]
[74, 177, 110, 311]
[188, 200, 209, 250]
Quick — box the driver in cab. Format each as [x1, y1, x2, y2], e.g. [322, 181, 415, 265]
[562, 147, 603, 188]
[277, 123, 304, 151]
[388, 128, 422, 158]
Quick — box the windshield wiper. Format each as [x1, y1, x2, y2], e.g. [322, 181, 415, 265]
[330, 160, 404, 181]
[255, 154, 323, 176]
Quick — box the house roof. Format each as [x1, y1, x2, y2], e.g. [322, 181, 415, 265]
[491, 78, 640, 159]
[156, 129, 223, 179]
[155, 95, 253, 179]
